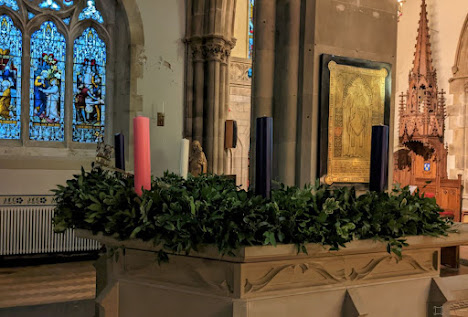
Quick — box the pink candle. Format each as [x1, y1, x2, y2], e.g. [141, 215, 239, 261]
[133, 116, 151, 196]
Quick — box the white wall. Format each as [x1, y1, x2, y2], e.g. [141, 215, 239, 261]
[395, 0, 468, 156]
[135, 0, 186, 177]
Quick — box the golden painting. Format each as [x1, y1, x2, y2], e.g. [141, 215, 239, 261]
[325, 61, 388, 185]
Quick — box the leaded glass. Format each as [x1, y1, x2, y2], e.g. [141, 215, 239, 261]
[63, 17, 70, 25]
[39, 0, 60, 10]
[0, 0, 19, 11]
[0, 15, 22, 140]
[29, 21, 66, 142]
[28, 12, 35, 20]
[63, 0, 73, 6]
[248, 0, 254, 59]
[72, 27, 106, 143]
[79, 0, 104, 23]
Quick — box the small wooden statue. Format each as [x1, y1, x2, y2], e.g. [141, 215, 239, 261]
[189, 140, 207, 177]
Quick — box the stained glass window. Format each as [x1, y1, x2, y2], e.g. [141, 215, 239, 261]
[248, 0, 254, 59]
[0, 0, 19, 11]
[39, 0, 60, 10]
[29, 21, 66, 141]
[79, 0, 104, 23]
[0, 1, 112, 145]
[73, 27, 106, 143]
[0, 15, 22, 140]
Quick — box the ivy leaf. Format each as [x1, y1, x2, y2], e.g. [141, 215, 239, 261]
[88, 204, 101, 212]
[130, 226, 142, 239]
[190, 197, 196, 215]
[263, 232, 277, 247]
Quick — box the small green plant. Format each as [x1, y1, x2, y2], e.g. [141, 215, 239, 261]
[53, 166, 454, 263]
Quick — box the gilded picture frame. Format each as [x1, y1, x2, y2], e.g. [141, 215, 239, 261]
[319, 55, 391, 185]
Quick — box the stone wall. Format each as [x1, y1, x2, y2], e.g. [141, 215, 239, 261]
[251, 0, 398, 187]
[227, 57, 252, 188]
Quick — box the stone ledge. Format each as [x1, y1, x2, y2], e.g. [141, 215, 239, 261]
[76, 223, 468, 263]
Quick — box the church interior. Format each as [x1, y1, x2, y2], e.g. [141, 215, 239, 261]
[3, 0, 468, 316]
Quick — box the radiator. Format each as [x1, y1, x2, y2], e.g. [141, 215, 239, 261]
[0, 195, 100, 256]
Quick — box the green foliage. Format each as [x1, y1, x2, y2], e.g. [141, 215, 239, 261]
[53, 166, 454, 262]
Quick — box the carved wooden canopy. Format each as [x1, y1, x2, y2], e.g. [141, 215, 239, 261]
[398, 0, 446, 151]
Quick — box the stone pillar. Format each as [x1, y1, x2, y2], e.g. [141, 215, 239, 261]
[184, 0, 236, 175]
[219, 49, 229, 173]
[251, 0, 301, 186]
[273, 0, 301, 185]
[192, 41, 204, 143]
[250, 0, 276, 185]
[252, 0, 276, 118]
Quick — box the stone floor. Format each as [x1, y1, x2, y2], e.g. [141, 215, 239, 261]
[0, 261, 96, 317]
[1, 249, 468, 317]
[0, 300, 95, 317]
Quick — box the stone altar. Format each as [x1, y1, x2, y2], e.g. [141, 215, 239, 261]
[78, 224, 468, 317]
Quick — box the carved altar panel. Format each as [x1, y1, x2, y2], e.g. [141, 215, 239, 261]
[240, 249, 438, 298]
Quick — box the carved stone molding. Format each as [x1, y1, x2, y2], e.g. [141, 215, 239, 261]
[118, 249, 235, 298]
[241, 251, 437, 297]
[229, 57, 252, 87]
[450, 299, 468, 310]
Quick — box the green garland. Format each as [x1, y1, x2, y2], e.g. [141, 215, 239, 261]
[53, 166, 454, 263]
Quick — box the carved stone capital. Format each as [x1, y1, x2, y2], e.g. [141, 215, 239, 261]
[221, 46, 231, 65]
[188, 39, 204, 62]
[203, 41, 227, 62]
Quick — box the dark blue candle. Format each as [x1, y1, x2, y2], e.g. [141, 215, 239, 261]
[369, 125, 389, 192]
[255, 117, 273, 199]
[114, 133, 125, 171]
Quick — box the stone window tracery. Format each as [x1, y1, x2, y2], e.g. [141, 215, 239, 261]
[0, 0, 110, 144]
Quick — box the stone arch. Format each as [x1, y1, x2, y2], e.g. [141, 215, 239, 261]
[448, 12, 468, 208]
[119, 0, 144, 114]
[452, 14, 468, 77]
[115, 0, 144, 168]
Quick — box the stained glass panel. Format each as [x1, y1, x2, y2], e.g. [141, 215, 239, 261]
[79, 0, 104, 23]
[28, 12, 35, 20]
[248, 0, 254, 59]
[29, 21, 66, 142]
[63, 0, 73, 6]
[0, 15, 22, 140]
[39, 0, 60, 10]
[73, 27, 106, 143]
[63, 17, 70, 25]
[0, 0, 19, 11]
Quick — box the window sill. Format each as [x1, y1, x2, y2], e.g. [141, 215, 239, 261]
[0, 147, 97, 170]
